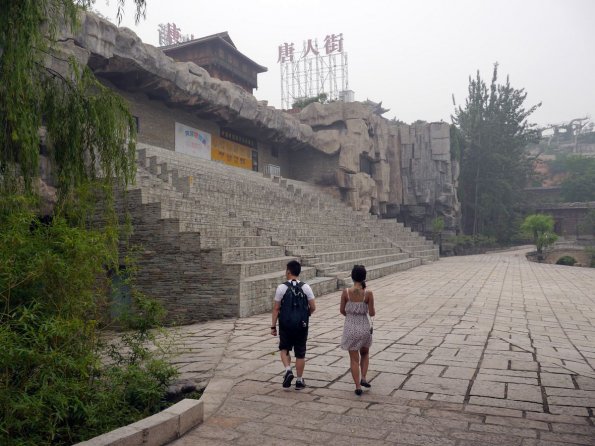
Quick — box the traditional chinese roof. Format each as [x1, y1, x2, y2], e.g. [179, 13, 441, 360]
[363, 99, 390, 116]
[161, 32, 267, 73]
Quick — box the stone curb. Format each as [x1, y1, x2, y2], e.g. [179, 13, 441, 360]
[74, 398, 203, 446]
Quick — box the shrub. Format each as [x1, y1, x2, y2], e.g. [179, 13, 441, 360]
[556, 256, 577, 266]
[520, 214, 557, 253]
[0, 196, 177, 445]
[442, 234, 497, 255]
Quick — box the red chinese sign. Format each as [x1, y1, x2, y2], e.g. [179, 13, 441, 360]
[277, 33, 343, 63]
[158, 23, 194, 46]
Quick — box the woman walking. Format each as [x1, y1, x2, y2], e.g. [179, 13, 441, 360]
[340, 265, 375, 395]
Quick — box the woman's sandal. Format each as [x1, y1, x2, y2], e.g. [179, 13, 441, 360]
[360, 379, 371, 388]
[355, 388, 363, 396]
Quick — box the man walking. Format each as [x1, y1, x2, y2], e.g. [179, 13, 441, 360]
[271, 260, 315, 390]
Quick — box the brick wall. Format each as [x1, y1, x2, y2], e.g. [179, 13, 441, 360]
[101, 83, 218, 151]
[103, 80, 295, 178]
[116, 190, 240, 323]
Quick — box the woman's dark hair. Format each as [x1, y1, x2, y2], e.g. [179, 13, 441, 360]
[351, 264, 367, 289]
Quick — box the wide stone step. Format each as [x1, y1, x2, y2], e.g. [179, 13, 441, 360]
[330, 252, 412, 271]
[238, 267, 321, 317]
[242, 266, 317, 285]
[140, 148, 265, 177]
[157, 194, 358, 223]
[222, 246, 286, 262]
[401, 244, 438, 254]
[285, 235, 387, 245]
[307, 276, 339, 298]
[162, 209, 245, 225]
[139, 189, 185, 205]
[139, 155, 354, 213]
[273, 228, 377, 238]
[335, 258, 422, 285]
[286, 241, 391, 255]
[395, 239, 434, 247]
[313, 247, 403, 264]
[231, 256, 299, 278]
[409, 248, 439, 261]
[180, 224, 258, 239]
[141, 150, 428, 244]
[131, 145, 436, 320]
[202, 235, 272, 248]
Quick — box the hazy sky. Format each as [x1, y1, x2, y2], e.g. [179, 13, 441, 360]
[94, 0, 594, 127]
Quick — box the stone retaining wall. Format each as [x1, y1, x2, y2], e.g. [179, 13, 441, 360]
[75, 399, 203, 446]
[544, 248, 591, 266]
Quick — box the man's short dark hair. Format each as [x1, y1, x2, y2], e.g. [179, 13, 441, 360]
[287, 260, 301, 277]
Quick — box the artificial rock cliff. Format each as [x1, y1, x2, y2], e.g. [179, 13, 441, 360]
[53, 11, 460, 234]
[298, 102, 460, 233]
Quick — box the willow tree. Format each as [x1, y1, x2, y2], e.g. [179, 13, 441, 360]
[452, 64, 541, 241]
[0, 0, 147, 198]
[0, 3, 178, 445]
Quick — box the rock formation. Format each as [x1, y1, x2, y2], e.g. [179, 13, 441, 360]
[298, 103, 460, 234]
[52, 11, 460, 234]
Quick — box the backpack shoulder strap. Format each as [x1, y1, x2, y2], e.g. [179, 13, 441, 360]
[281, 282, 291, 302]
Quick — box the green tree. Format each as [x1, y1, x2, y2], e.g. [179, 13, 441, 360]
[292, 92, 329, 109]
[431, 216, 444, 241]
[560, 156, 595, 202]
[0, 0, 147, 196]
[521, 213, 558, 254]
[452, 63, 541, 241]
[1, 2, 178, 445]
[578, 209, 595, 237]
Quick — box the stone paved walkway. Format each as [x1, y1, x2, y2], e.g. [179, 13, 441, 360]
[169, 248, 595, 445]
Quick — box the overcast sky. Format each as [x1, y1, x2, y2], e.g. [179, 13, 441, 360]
[94, 0, 594, 127]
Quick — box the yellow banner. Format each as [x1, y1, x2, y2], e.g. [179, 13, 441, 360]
[211, 135, 252, 170]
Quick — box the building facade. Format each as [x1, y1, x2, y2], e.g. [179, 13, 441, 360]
[161, 32, 267, 94]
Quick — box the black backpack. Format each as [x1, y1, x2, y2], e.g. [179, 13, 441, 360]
[279, 281, 310, 332]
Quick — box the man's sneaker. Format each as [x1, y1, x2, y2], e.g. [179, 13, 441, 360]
[282, 370, 294, 388]
[295, 379, 306, 390]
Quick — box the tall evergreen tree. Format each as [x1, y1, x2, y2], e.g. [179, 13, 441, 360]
[560, 156, 595, 202]
[452, 64, 541, 241]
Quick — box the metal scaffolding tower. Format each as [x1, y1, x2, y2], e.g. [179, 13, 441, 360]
[278, 34, 351, 110]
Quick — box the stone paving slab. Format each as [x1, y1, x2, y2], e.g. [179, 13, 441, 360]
[169, 248, 595, 445]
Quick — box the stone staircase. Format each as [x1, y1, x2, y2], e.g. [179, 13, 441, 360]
[117, 143, 437, 323]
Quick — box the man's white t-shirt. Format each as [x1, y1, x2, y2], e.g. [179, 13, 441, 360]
[274, 280, 315, 302]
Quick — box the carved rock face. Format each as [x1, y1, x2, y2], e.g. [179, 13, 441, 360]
[299, 102, 460, 233]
